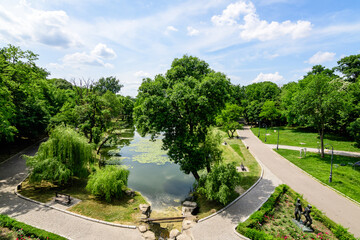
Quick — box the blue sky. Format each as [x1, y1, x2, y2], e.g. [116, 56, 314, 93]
[1, 0, 360, 96]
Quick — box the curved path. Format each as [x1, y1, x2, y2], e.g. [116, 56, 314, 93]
[1, 127, 360, 239]
[0, 143, 142, 240]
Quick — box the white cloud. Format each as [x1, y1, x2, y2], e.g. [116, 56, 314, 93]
[252, 72, 284, 83]
[307, 51, 336, 64]
[187, 26, 199, 36]
[166, 26, 178, 32]
[0, 3, 81, 48]
[91, 43, 117, 59]
[211, 0, 312, 41]
[134, 70, 151, 78]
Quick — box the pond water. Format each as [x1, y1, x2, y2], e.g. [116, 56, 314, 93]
[103, 130, 195, 209]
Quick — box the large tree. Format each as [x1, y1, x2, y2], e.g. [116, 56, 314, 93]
[134, 55, 231, 180]
[335, 54, 360, 82]
[216, 103, 243, 138]
[294, 72, 346, 157]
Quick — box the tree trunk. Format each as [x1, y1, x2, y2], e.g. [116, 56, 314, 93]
[191, 170, 200, 181]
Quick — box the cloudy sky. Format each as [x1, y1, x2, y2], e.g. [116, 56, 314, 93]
[1, 0, 360, 96]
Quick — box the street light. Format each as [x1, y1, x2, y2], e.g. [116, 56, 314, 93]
[325, 143, 334, 183]
[276, 128, 280, 150]
[264, 124, 268, 142]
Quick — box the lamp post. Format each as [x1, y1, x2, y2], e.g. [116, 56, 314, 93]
[264, 124, 268, 142]
[325, 144, 334, 183]
[276, 128, 280, 150]
[258, 120, 260, 137]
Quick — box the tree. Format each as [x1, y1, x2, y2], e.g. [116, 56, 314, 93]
[259, 100, 281, 126]
[335, 54, 360, 82]
[94, 76, 123, 95]
[197, 163, 241, 205]
[348, 118, 360, 147]
[134, 55, 231, 180]
[86, 166, 129, 202]
[202, 129, 223, 173]
[216, 103, 243, 138]
[294, 73, 346, 157]
[25, 125, 95, 184]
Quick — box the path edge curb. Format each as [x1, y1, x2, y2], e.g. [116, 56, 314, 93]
[14, 176, 137, 230]
[198, 132, 265, 223]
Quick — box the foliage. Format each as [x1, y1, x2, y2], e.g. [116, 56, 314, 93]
[86, 166, 129, 202]
[0, 214, 66, 240]
[335, 54, 360, 82]
[348, 118, 360, 147]
[134, 55, 231, 180]
[25, 125, 95, 184]
[216, 103, 243, 138]
[259, 100, 281, 126]
[94, 76, 123, 95]
[197, 163, 241, 205]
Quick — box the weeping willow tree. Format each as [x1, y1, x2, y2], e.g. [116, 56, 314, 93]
[25, 125, 95, 185]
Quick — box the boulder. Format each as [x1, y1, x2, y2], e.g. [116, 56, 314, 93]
[139, 204, 151, 218]
[126, 189, 135, 197]
[169, 229, 181, 239]
[182, 201, 197, 208]
[138, 225, 148, 233]
[142, 230, 156, 240]
[182, 219, 195, 231]
[182, 201, 197, 216]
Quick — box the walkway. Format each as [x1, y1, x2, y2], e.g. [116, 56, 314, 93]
[266, 144, 360, 158]
[0, 143, 142, 240]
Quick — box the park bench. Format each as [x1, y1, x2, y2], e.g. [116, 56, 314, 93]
[55, 192, 71, 205]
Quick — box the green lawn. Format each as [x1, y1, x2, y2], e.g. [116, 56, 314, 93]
[276, 149, 360, 203]
[251, 127, 360, 153]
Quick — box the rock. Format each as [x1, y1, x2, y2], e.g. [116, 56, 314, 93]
[169, 229, 181, 239]
[176, 234, 192, 240]
[127, 199, 134, 204]
[142, 230, 156, 240]
[126, 189, 135, 197]
[182, 201, 197, 208]
[140, 214, 148, 219]
[139, 204, 151, 218]
[182, 219, 195, 231]
[138, 225, 148, 233]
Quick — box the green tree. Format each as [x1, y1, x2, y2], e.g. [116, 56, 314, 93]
[348, 118, 360, 147]
[259, 100, 281, 126]
[86, 166, 129, 202]
[216, 103, 243, 138]
[25, 126, 95, 184]
[294, 73, 346, 157]
[134, 55, 231, 180]
[335, 54, 360, 82]
[197, 163, 241, 205]
[94, 76, 123, 95]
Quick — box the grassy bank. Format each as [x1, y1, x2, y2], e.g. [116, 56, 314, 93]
[19, 178, 148, 225]
[251, 127, 359, 153]
[276, 149, 360, 203]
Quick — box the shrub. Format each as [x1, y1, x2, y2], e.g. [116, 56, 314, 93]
[25, 125, 95, 185]
[0, 214, 66, 240]
[86, 166, 129, 202]
[197, 163, 241, 205]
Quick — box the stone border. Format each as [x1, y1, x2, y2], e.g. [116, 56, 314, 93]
[198, 140, 265, 223]
[270, 147, 360, 207]
[14, 175, 137, 230]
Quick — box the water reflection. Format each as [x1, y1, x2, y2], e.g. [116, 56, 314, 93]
[102, 130, 195, 209]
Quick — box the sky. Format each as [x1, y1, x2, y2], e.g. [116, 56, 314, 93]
[1, 0, 360, 97]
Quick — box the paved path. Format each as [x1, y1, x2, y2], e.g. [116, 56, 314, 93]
[266, 144, 360, 158]
[241, 127, 360, 238]
[0, 143, 142, 240]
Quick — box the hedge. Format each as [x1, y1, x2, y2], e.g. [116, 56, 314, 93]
[0, 214, 66, 240]
[236, 184, 357, 240]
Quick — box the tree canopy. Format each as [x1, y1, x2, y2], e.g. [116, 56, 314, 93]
[134, 55, 231, 180]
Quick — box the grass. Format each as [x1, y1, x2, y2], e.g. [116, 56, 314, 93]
[251, 126, 360, 153]
[276, 149, 360, 203]
[196, 129, 261, 219]
[19, 177, 148, 225]
[237, 185, 357, 240]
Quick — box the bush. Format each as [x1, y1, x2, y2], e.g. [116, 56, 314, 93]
[197, 163, 241, 205]
[86, 166, 129, 202]
[348, 118, 360, 147]
[0, 214, 66, 240]
[25, 125, 95, 185]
